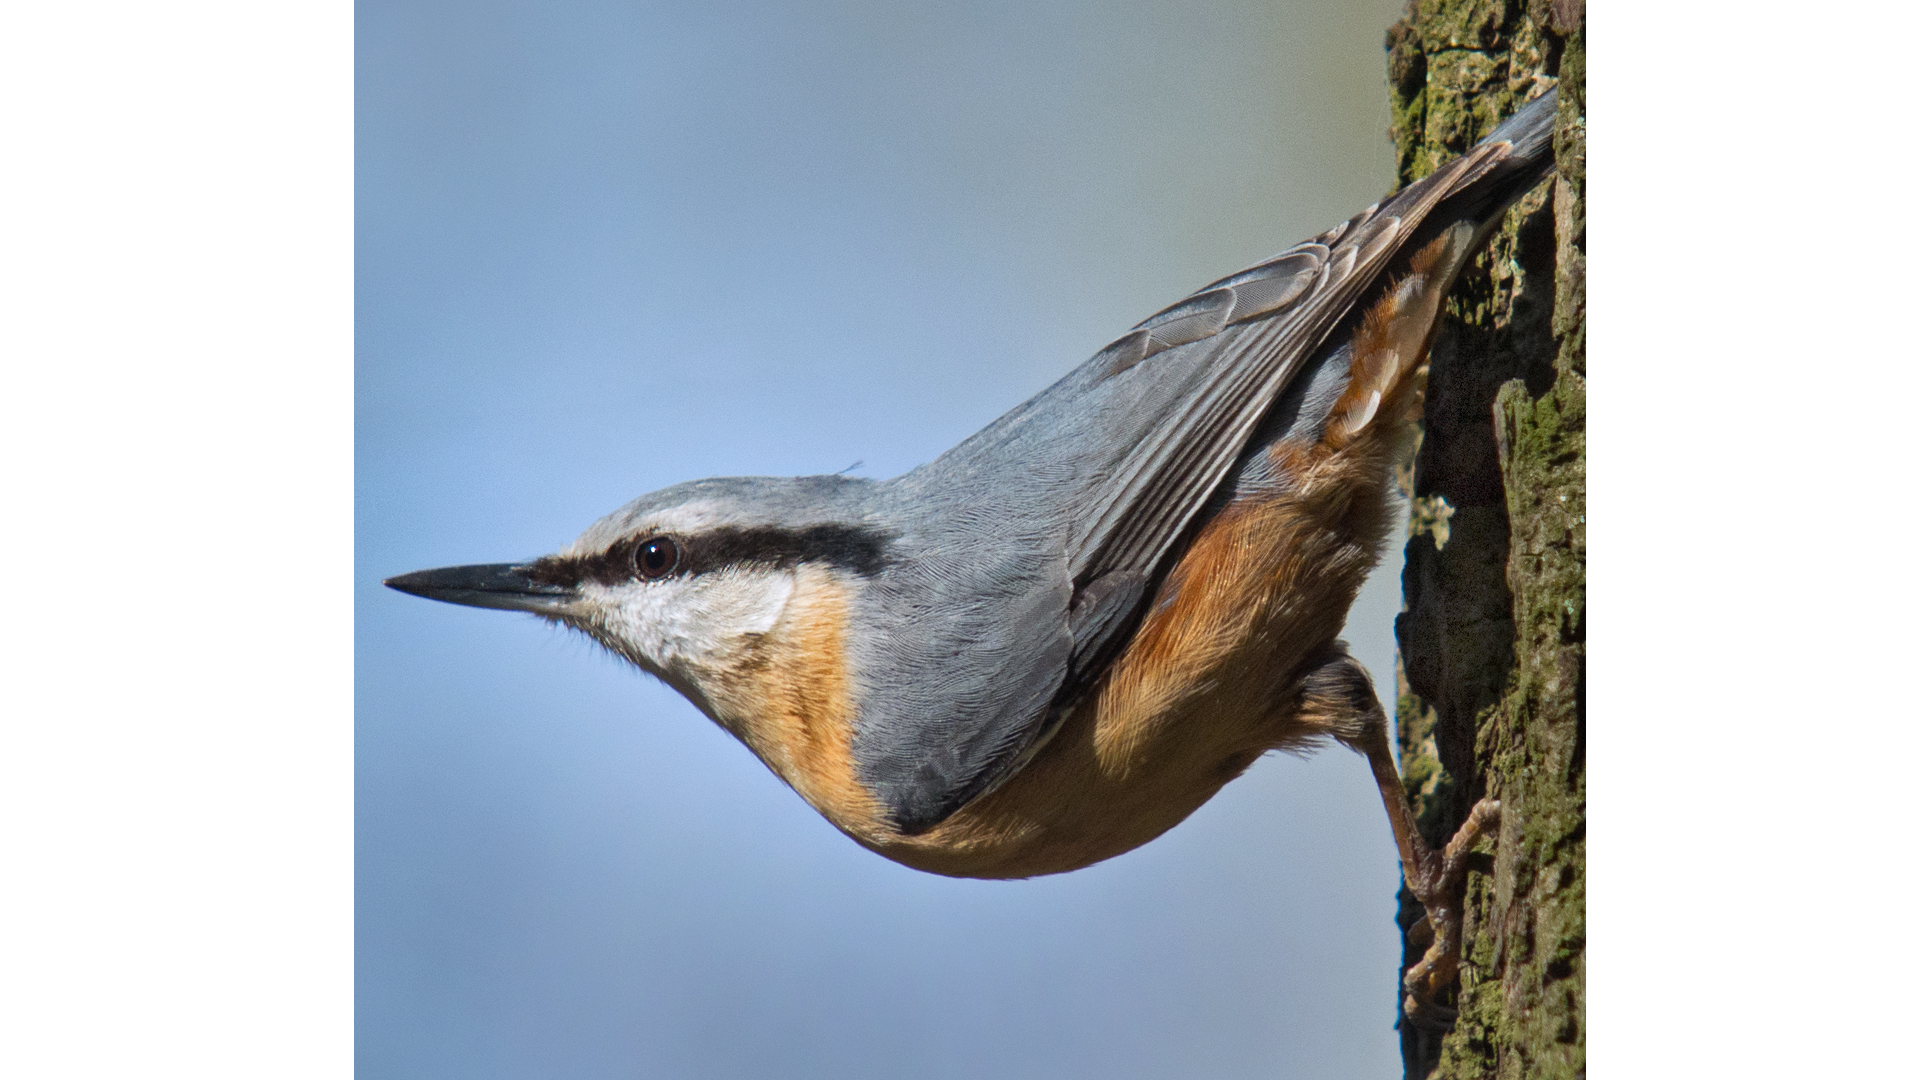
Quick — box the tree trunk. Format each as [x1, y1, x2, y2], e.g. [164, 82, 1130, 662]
[1384, 1, 1585, 1077]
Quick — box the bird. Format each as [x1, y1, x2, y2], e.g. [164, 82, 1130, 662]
[388, 89, 1558, 1018]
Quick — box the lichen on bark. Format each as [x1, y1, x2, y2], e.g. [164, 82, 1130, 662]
[1384, 0, 1585, 1077]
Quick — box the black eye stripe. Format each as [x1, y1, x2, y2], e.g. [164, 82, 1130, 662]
[681, 525, 890, 577]
[528, 524, 891, 588]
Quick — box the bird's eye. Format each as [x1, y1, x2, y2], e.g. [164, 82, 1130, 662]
[634, 536, 680, 580]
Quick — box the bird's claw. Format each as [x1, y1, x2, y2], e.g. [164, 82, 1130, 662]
[1400, 796, 1500, 1023]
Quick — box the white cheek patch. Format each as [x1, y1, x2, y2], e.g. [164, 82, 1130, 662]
[581, 567, 797, 675]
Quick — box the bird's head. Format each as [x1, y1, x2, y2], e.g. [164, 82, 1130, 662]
[385, 475, 891, 742]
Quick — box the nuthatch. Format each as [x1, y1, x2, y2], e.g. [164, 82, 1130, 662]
[389, 90, 1558, 1016]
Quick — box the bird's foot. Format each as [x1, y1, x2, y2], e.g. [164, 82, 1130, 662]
[1399, 797, 1500, 1026]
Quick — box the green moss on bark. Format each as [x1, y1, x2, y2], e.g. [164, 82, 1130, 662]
[1386, 1, 1584, 1076]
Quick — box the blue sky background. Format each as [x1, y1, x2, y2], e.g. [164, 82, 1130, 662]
[356, 2, 1415, 1076]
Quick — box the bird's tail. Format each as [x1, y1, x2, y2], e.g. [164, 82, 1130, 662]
[1324, 89, 1560, 449]
[1426, 87, 1560, 243]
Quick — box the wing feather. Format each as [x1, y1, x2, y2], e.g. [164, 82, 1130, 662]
[850, 99, 1559, 832]
[1064, 145, 1500, 588]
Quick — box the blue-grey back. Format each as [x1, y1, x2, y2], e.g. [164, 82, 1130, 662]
[840, 90, 1561, 832]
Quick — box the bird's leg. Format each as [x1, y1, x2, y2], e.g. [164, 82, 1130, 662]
[1357, 722, 1500, 1025]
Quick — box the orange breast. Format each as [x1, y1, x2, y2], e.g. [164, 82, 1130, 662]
[719, 566, 892, 841]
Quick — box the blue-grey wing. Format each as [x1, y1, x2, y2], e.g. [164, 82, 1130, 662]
[846, 93, 1558, 833]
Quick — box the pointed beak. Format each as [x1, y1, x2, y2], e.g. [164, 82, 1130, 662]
[384, 562, 577, 614]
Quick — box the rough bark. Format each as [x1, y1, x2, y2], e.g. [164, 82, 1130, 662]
[1384, 1, 1585, 1077]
